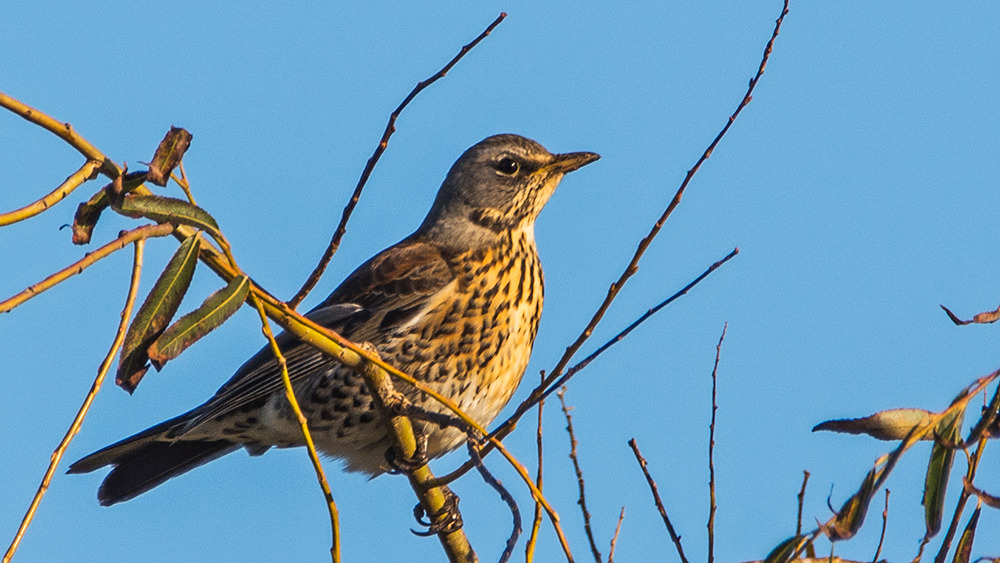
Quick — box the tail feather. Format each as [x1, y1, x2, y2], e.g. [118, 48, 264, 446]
[69, 416, 240, 506]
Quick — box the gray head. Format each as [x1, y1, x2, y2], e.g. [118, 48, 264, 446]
[416, 134, 599, 249]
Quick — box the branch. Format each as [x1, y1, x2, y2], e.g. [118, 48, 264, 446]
[708, 323, 727, 563]
[559, 388, 602, 563]
[629, 438, 690, 563]
[0, 159, 102, 226]
[288, 12, 507, 308]
[3, 239, 145, 563]
[0, 223, 176, 314]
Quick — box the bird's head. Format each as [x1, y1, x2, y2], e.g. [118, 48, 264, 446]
[417, 134, 599, 249]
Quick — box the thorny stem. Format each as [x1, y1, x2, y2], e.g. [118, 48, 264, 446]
[288, 13, 507, 309]
[3, 240, 145, 563]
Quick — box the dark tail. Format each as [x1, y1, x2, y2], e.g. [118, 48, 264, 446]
[68, 416, 239, 506]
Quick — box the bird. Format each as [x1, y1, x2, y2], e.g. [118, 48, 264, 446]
[69, 133, 599, 506]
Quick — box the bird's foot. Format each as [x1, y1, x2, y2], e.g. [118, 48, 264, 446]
[384, 431, 428, 474]
[411, 490, 464, 536]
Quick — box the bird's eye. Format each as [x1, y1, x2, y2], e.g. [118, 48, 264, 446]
[495, 157, 520, 175]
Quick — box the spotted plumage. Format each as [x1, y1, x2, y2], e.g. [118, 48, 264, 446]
[69, 134, 599, 505]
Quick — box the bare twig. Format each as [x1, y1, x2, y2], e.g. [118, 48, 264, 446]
[248, 295, 341, 563]
[708, 323, 727, 563]
[0, 223, 176, 314]
[288, 12, 507, 308]
[438, 248, 739, 485]
[872, 489, 889, 563]
[490, 0, 789, 446]
[526, 372, 546, 563]
[0, 91, 117, 178]
[0, 159, 102, 226]
[608, 507, 625, 563]
[3, 240, 144, 563]
[559, 388, 602, 563]
[797, 471, 811, 536]
[468, 444, 520, 563]
[629, 438, 691, 563]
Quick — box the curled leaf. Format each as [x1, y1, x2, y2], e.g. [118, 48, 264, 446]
[923, 406, 965, 538]
[941, 303, 1000, 325]
[117, 235, 201, 392]
[149, 274, 250, 368]
[147, 127, 192, 186]
[827, 465, 878, 541]
[813, 408, 934, 441]
[116, 195, 221, 240]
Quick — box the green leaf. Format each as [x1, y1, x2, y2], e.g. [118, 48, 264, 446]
[148, 274, 250, 368]
[147, 127, 192, 186]
[952, 504, 980, 563]
[117, 235, 201, 393]
[117, 195, 221, 240]
[763, 534, 811, 563]
[813, 408, 935, 441]
[923, 407, 965, 538]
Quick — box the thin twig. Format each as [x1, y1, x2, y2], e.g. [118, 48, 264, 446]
[629, 438, 691, 563]
[608, 507, 625, 563]
[526, 371, 546, 563]
[288, 12, 507, 308]
[3, 239, 144, 563]
[0, 223, 176, 314]
[797, 471, 811, 536]
[708, 323, 727, 563]
[0, 159, 102, 226]
[0, 91, 117, 178]
[438, 248, 739, 485]
[490, 0, 789, 448]
[872, 489, 889, 563]
[558, 388, 602, 563]
[468, 443, 520, 563]
[248, 295, 341, 563]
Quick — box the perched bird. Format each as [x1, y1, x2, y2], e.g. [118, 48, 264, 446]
[70, 134, 599, 506]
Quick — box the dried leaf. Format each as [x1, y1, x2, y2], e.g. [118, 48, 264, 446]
[827, 465, 878, 541]
[147, 127, 192, 186]
[71, 172, 149, 245]
[813, 408, 935, 441]
[923, 406, 965, 538]
[116, 195, 221, 240]
[965, 383, 1000, 445]
[763, 534, 812, 563]
[941, 303, 1000, 325]
[149, 274, 250, 368]
[953, 504, 980, 563]
[117, 235, 201, 393]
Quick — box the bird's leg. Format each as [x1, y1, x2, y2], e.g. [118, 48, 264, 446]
[384, 430, 428, 474]
[411, 489, 464, 536]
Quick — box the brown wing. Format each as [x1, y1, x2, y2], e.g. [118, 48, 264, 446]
[176, 238, 455, 434]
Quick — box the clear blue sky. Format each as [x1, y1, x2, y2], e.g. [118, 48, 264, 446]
[3, 2, 999, 562]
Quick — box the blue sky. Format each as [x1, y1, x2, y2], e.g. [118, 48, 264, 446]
[3, 1, 1000, 562]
